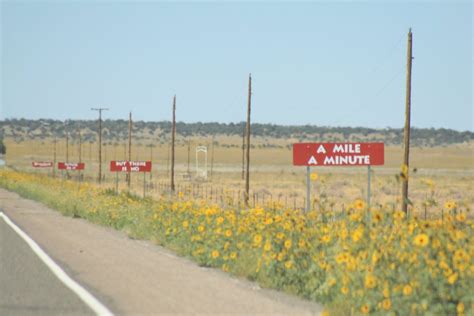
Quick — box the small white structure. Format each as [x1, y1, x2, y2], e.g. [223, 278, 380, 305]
[195, 146, 208, 180]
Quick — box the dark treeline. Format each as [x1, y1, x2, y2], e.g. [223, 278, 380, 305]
[1, 118, 472, 146]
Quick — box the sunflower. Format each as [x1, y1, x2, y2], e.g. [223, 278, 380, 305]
[403, 284, 412, 296]
[354, 199, 366, 210]
[413, 234, 429, 247]
[400, 164, 409, 180]
[382, 299, 391, 311]
[444, 201, 457, 211]
[364, 274, 377, 289]
[360, 304, 370, 314]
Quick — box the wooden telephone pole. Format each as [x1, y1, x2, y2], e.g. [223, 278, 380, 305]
[65, 131, 69, 163]
[78, 127, 82, 180]
[210, 136, 215, 180]
[78, 127, 82, 163]
[245, 74, 252, 206]
[241, 125, 245, 180]
[127, 112, 132, 188]
[91, 107, 109, 183]
[171, 95, 176, 192]
[52, 136, 57, 178]
[187, 140, 191, 175]
[402, 28, 413, 214]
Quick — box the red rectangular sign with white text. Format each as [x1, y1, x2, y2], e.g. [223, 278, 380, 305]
[110, 161, 152, 172]
[32, 161, 53, 168]
[293, 143, 384, 166]
[58, 162, 85, 170]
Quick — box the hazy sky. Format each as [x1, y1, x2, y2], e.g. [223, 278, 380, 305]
[1, 1, 472, 131]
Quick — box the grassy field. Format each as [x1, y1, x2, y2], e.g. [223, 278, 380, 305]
[4, 137, 473, 215]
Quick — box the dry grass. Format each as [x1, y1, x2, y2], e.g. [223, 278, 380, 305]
[3, 137, 473, 212]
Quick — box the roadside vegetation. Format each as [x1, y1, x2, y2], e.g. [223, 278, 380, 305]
[0, 170, 472, 315]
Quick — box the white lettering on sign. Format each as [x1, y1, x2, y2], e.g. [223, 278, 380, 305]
[333, 144, 361, 154]
[308, 156, 318, 165]
[323, 155, 370, 165]
[317, 145, 326, 154]
[130, 161, 146, 167]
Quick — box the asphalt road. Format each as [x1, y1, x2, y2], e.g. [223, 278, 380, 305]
[0, 188, 323, 315]
[0, 217, 94, 316]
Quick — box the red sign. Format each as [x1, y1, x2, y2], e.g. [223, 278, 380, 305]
[32, 161, 53, 168]
[58, 162, 85, 170]
[293, 143, 384, 166]
[110, 161, 152, 172]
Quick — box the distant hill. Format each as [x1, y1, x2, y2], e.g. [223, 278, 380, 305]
[0, 118, 472, 147]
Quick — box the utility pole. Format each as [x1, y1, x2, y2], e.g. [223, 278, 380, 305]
[65, 131, 69, 163]
[53, 136, 57, 178]
[127, 112, 132, 188]
[241, 124, 245, 180]
[210, 136, 215, 180]
[245, 74, 252, 206]
[91, 107, 109, 183]
[78, 127, 82, 163]
[65, 121, 70, 179]
[149, 143, 153, 180]
[166, 143, 170, 178]
[78, 127, 82, 180]
[187, 140, 191, 175]
[171, 95, 176, 192]
[402, 28, 413, 215]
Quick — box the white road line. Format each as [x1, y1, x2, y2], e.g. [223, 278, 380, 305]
[0, 211, 113, 316]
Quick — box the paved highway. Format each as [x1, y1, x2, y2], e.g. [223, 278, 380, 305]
[0, 217, 95, 316]
[0, 188, 323, 315]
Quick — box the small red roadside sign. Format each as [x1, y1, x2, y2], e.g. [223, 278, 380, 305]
[57, 162, 85, 170]
[110, 161, 152, 172]
[32, 161, 53, 168]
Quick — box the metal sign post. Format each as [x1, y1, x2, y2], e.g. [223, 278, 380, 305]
[367, 165, 371, 209]
[306, 166, 311, 212]
[143, 172, 146, 198]
[115, 172, 119, 194]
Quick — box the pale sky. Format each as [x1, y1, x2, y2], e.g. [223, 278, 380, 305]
[1, 1, 472, 131]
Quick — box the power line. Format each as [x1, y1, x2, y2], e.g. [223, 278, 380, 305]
[369, 33, 405, 75]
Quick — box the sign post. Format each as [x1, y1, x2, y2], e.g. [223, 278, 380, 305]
[367, 165, 372, 209]
[293, 143, 384, 211]
[306, 166, 311, 212]
[115, 172, 119, 194]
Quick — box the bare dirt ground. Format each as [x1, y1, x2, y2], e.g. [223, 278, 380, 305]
[0, 188, 323, 315]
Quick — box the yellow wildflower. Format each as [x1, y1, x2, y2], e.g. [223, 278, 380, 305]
[403, 284, 412, 296]
[413, 234, 429, 247]
[382, 298, 391, 311]
[360, 304, 370, 314]
[365, 274, 377, 289]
